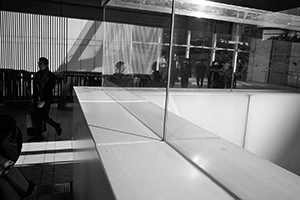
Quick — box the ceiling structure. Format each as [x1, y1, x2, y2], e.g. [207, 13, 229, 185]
[209, 0, 300, 12]
[1, 0, 299, 14]
[0, 0, 299, 28]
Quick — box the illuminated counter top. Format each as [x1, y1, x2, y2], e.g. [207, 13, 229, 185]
[73, 87, 300, 200]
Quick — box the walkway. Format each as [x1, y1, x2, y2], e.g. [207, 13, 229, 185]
[0, 103, 75, 200]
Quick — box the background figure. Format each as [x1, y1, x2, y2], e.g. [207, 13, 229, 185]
[170, 55, 179, 87]
[180, 58, 192, 88]
[208, 61, 222, 88]
[159, 55, 168, 82]
[30, 57, 62, 142]
[195, 59, 208, 88]
[146, 70, 165, 87]
[115, 61, 125, 74]
[110, 61, 126, 86]
[223, 62, 232, 88]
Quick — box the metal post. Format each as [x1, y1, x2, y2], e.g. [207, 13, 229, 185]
[231, 24, 239, 91]
[162, 0, 176, 142]
[185, 30, 191, 59]
[210, 33, 217, 64]
[101, 1, 109, 88]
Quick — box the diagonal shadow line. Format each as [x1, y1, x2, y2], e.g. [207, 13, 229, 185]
[58, 20, 125, 72]
[89, 124, 161, 141]
[58, 20, 102, 72]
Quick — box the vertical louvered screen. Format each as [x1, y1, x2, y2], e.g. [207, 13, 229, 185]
[0, 11, 68, 72]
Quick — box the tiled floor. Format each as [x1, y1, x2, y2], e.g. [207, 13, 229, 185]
[0, 102, 75, 200]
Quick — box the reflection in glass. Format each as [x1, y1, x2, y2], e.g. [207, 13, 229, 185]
[102, 22, 163, 88]
[190, 30, 213, 47]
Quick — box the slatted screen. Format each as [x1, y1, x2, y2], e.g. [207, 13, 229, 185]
[0, 11, 68, 72]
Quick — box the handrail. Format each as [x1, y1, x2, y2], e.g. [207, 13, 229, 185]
[0, 69, 152, 108]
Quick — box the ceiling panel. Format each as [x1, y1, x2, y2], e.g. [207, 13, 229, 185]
[210, 0, 300, 11]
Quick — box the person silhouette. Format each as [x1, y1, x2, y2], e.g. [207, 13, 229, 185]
[29, 57, 62, 142]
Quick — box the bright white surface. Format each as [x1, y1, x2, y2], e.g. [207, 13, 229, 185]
[74, 87, 300, 200]
[103, 87, 148, 102]
[246, 93, 300, 175]
[15, 140, 75, 166]
[89, 126, 160, 145]
[169, 138, 300, 200]
[80, 102, 160, 142]
[168, 92, 249, 145]
[73, 93, 116, 200]
[21, 141, 73, 152]
[74, 87, 234, 200]
[119, 101, 218, 140]
[74, 87, 113, 101]
[136, 89, 300, 175]
[136, 90, 249, 145]
[97, 142, 233, 200]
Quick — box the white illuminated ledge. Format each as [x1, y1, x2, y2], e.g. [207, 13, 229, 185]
[74, 87, 300, 200]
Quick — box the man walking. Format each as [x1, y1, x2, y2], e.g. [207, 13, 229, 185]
[29, 57, 62, 142]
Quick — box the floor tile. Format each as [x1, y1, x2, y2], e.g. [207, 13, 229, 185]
[24, 154, 45, 165]
[22, 143, 30, 152]
[55, 141, 72, 150]
[44, 153, 55, 163]
[46, 141, 56, 151]
[27, 142, 47, 152]
[54, 152, 74, 162]
[15, 155, 25, 165]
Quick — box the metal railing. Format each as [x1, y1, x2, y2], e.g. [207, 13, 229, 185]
[0, 69, 103, 109]
[0, 69, 152, 109]
[0, 69, 32, 104]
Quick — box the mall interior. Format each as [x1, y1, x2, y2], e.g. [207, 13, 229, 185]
[1, 0, 300, 199]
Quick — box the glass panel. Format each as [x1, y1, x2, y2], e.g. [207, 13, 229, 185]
[106, 0, 300, 172]
[235, 52, 249, 88]
[163, 28, 171, 44]
[241, 28, 300, 90]
[101, 22, 167, 139]
[173, 29, 188, 45]
[190, 30, 213, 47]
[192, 49, 211, 88]
[216, 33, 235, 50]
[171, 46, 189, 88]
[102, 22, 164, 88]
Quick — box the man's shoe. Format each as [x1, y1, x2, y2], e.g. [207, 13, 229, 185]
[56, 124, 62, 136]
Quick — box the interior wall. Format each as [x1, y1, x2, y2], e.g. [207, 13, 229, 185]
[269, 40, 291, 85]
[247, 39, 272, 83]
[245, 93, 300, 176]
[168, 93, 249, 147]
[288, 43, 300, 86]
